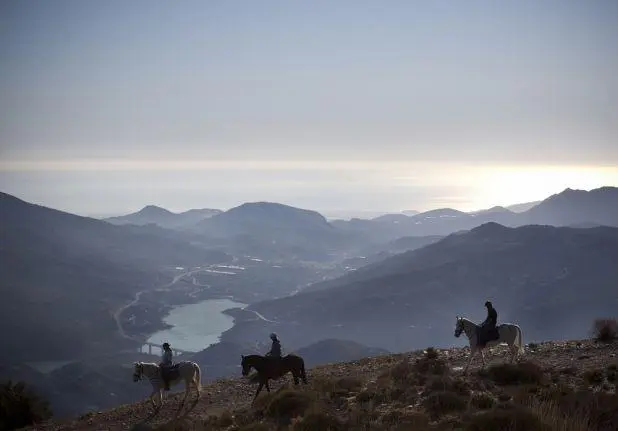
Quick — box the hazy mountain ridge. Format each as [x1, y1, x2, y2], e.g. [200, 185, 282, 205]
[104, 205, 222, 229]
[229, 222, 618, 352]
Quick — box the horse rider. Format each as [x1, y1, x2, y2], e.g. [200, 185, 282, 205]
[265, 333, 282, 361]
[160, 342, 173, 391]
[479, 301, 498, 347]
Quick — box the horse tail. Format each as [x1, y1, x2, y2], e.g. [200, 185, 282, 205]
[300, 358, 308, 384]
[195, 363, 202, 393]
[515, 326, 524, 355]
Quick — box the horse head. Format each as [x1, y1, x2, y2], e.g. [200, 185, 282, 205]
[240, 355, 251, 376]
[132, 362, 143, 382]
[454, 316, 464, 338]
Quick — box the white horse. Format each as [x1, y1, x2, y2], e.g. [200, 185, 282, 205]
[454, 316, 524, 373]
[132, 361, 201, 410]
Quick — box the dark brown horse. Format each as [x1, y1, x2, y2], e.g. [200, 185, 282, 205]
[241, 354, 308, 402]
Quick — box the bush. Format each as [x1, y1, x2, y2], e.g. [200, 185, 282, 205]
[264, 389, 315, 420]
[583, 369, 605, 385]
[414, 348, 450, 376]
[470, 392, 497, 410]
[485, 361, 544, 385]
[0, 380, 52, 430]
[592, 318, 618, 342]
[422, 390, 468, 418]
[465, 406, 549, 431]
[425, 375, 471, 396]
[293, 410, 344, 431]
[607, 364, 617, 382]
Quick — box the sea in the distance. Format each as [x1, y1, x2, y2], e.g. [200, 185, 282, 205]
[146, 298, 247, 352]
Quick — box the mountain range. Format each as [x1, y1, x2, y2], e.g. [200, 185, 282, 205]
[223, 222, 618, 352]
[2, 186, 617, 360]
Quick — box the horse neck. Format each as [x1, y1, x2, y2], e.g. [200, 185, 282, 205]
[461, 318, 479, 338]
[141, 363, 160, 378]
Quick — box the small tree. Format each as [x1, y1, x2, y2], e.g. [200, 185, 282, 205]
[592, 318, 618, 343]
[0, 380, 52, 430]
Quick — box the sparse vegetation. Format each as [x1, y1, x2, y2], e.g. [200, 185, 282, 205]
[20, 340, 618, 431]
[484, 361, 545, 385]
[0, 380, 52, 431]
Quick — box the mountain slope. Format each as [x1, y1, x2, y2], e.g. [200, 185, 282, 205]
[21, 339, 618, 431]
[524, 186, 618, 226]
[224, 223, 618, 352]
[0, 192, 230, 362]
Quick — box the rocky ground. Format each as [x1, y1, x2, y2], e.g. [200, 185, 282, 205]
[22, 340, 618, 431]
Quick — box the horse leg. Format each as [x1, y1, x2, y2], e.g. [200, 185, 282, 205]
[252, 381, 264, 404]
[465, 349, 475, 374]
[149, 390, 158, 410]
[480, 349, 486, 368]
[265, 380, 271, 392]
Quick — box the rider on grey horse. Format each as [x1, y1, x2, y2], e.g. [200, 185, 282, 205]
[160, 342, 173, 391]
[479, 301, 498, 347]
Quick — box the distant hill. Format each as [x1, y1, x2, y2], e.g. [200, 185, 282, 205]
[0, 192, 230, 362]
[104, 205, 221, 229]
[506, 200, 541, 213]
[194, 202, 362, 261]
[332, 187, 618, 240]
[523, 187, 618, 226]
[224, 223, 618, 352]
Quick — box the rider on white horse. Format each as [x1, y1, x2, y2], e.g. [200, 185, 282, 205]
[479, 301, 498, 347]
[160, 342, 173, 391]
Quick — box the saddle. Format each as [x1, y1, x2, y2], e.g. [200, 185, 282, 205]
[162, 363, 181, 381]
[478, 326, 500, 347]
[266, 356, 285, 378]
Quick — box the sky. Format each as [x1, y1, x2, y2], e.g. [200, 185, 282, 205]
[1, 0, 617, 217]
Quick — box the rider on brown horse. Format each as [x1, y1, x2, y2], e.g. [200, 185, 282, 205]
[479, 301, 498, 347]
[266, 333, 282, 358]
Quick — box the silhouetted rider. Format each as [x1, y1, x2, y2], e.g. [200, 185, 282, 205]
[479, 301, 498, 347]
[160, 342, 173, 391]
[266, 333, 282, 358]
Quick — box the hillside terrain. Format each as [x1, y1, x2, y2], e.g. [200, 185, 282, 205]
[0, 193, 231, 362]
[21, 339, 618, 430]
[225, 223, 618, 352]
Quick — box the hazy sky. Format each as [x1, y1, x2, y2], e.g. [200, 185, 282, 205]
[1, 1, 617, 216]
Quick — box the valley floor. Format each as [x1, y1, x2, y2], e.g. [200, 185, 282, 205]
[24, 340, 617, 431]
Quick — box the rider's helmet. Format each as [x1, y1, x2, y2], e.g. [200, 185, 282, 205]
[162, 342, 171, 349]
[270, 333, 278, 341]
[484, 301, 492, 308]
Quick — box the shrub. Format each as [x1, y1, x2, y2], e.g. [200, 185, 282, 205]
[238, 424, 272, 431]
[414, 348, 449, 376]
[264, 389, 315, 420]
[422, 390, 468, 418]
[583, 369, 605, 385]
[470, 392, 497, 410]
[607, 364, 617, 382]
[423, 375, 471, 400]
[293, 410, 344, 431]
[465, 406, 549, 431]
[485, 361, 544, 385]
[592, 318, 618, 342]
[0, 380, 52, 430]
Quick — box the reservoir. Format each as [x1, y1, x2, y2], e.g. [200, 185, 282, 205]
[146, 298, 247, 352]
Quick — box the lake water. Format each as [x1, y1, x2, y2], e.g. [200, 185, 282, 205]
[146, 298, 247, 352]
